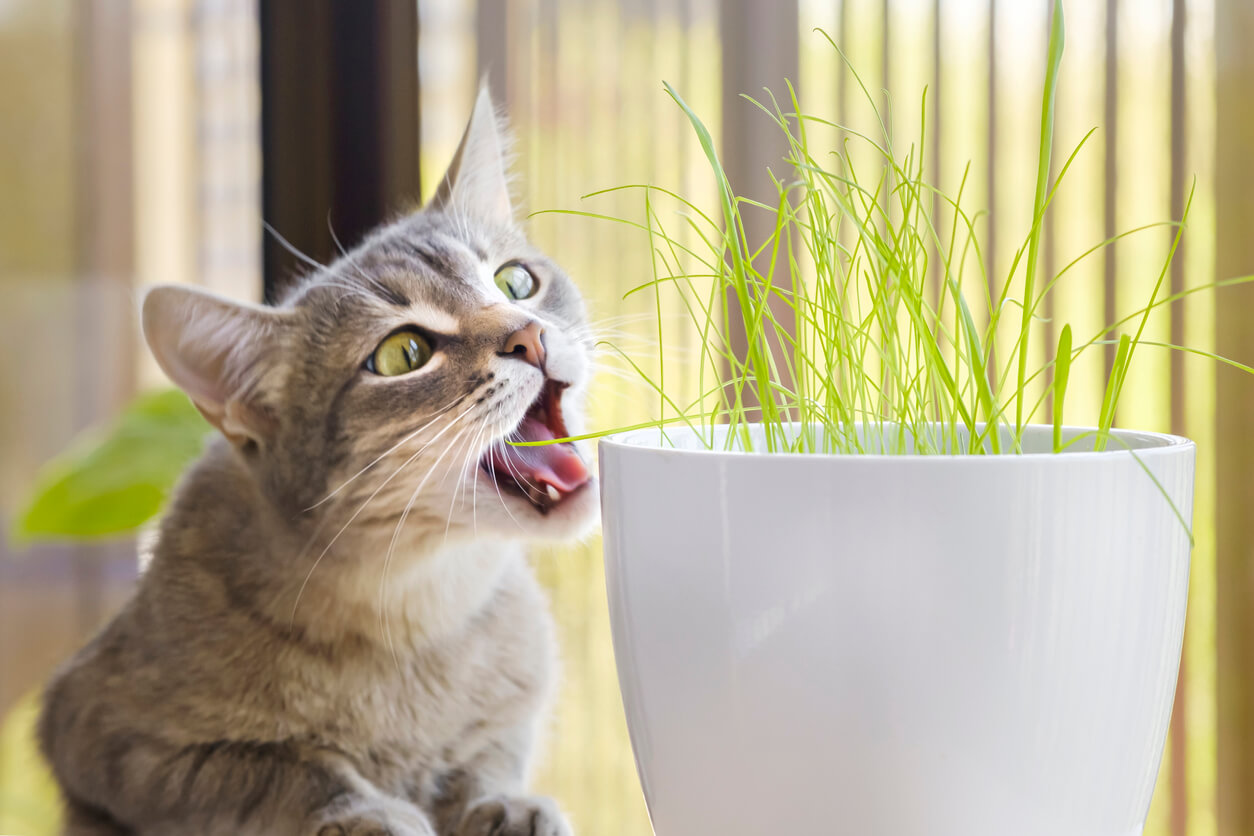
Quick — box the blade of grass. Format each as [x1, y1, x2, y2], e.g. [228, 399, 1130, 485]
[1052, 324, 1072, 452]
[1015, 0, 1066, 436]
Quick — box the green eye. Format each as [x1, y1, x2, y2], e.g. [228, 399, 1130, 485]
[368, 331, 433, 376]
[494, 263, 537, 300]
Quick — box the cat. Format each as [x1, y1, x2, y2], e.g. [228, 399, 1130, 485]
[37, 87, 599, 836]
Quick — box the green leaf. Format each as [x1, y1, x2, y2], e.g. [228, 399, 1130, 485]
[1052, 324, 1072, 452]
[11, 389, 211, 544]
[1095, 333, 1132, 452]
[1014, 0, 1065, 433]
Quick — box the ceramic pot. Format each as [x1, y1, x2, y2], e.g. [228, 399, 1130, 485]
[600, 424, 1194, 836]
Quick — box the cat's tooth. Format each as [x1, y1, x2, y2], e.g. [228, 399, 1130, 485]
[546, 485, 561, 503]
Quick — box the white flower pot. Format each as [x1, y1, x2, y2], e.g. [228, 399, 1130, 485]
[600, 424, 1194, 836]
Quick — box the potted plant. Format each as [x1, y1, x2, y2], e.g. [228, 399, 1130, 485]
[601, 423, 1192, 836]
[588, 3, 1231, 833]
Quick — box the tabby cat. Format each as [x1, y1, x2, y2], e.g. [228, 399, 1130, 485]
[39, 88, 598, 836]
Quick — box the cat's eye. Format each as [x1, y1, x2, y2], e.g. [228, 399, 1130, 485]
[494, 263, 537, 301]
[367, 331, 433, 376]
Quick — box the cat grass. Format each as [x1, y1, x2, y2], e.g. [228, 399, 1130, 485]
[536, 0, 1252, 465]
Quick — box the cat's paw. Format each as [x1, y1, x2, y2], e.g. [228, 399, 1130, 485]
[315, 817, 429, 836]
[313, 798, 436, 836]
[454, 795, 572, 836]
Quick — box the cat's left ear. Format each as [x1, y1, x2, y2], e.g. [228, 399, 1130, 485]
[430, 84, 514, 224]
[142, 285, 291, 448]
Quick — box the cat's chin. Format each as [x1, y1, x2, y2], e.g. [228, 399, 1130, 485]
[474, 469, 600, 542]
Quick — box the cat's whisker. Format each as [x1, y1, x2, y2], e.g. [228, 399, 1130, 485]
[263, 221, 327, 273]
[589, 364, 651, 384]
[586, 313, 657, 327]
[290, 402, 479, 629]
[443, 421, 486, 544]
[577, 324, 663, 340]
[460, 421, 489, 519]
[590, 371, 646, 388]
[378, 420, 478, 670]
[300, 275, 403, 314]
[326, 212, 416, 303]
[452, 208, 475, 246]
[469, 436, 482, 536]
[568, 317, 659, 336]
[444, 421, 478, 510]
[459, 412, 538, 531]
[375, 423, 475, 664]
[308, 280, 380, 305]
[264, 505, 343, 628]
[496, 429, 545, 498]
[458, 419, 493, 535]
[483, 424, 524, 531]
[572, 331, 657, 347]
[339, 257, 402, 304]
[431, 424, 474, 505]
[327, 212, 350, 259]
[574, 312, 684, 338]
[305, 392, 470, 512]
[468, 418, 513, 533]
[587, 336, 670, 354]
[466, 425, 485, 532]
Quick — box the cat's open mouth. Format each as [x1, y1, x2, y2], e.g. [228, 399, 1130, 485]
[479, 379, 590, 514]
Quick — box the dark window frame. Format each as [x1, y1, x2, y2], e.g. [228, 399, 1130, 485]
[259, 0, 421, 302]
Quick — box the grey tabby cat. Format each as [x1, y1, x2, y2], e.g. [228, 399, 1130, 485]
[38, 89, 599, 836]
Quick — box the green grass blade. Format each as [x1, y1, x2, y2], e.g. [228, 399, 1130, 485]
[1052, 324, 1072, 452]
[1014, 0, 1065, 435]
[1096, 333, 1132, 451]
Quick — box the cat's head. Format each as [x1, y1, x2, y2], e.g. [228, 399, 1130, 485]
[142, 88, 598, 554]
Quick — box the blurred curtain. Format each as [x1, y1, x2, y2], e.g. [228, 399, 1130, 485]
[1214, 0, 1254, 833]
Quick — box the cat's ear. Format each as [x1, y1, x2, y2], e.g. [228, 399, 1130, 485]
[142, 285, 289, 447]
[430, 84, 514, 224]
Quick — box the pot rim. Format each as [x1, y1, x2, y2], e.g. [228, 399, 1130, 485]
[598, 422, 1195, 464]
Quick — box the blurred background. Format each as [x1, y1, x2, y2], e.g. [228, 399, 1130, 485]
[2, 0, 1253, 834]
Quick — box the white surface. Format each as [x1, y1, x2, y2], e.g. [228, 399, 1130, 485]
[600, 424, 1194, 836]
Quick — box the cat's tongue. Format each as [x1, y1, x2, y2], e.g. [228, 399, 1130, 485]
[487, 416, 589, 495]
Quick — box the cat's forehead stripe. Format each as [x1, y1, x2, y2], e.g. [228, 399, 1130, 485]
[388, 238, 460, 278]
[369, 279, 410, 307]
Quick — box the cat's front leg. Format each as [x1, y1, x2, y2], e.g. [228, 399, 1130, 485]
[438, 727, 573, 836]
[452, 795, 572, 836]
[41, 687, 436, 836]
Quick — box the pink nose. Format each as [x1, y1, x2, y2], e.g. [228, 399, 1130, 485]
[500, 321, 546, 370]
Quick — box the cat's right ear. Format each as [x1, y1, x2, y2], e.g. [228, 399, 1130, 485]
[429, 85, 514, 224]
[142, 285, 289, 448]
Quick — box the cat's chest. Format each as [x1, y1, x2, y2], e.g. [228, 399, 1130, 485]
[318, 596, 555, 784]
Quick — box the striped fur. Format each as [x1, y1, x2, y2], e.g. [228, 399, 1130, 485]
[39, 89, 595, 836]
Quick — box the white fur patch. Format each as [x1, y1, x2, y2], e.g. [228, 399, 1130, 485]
[406, 301, 461, 335]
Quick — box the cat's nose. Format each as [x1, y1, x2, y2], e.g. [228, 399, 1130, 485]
[500, 321, 547, 370]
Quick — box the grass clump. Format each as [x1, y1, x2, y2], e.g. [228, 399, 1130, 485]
[543, 0, 1251, 458]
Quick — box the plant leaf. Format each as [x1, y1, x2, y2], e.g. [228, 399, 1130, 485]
[11, 389, 211, 544]
[1095, 333, 1132, 452]
[1014, 0, 1065, 433]
[1052, 323, 1072, 452]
